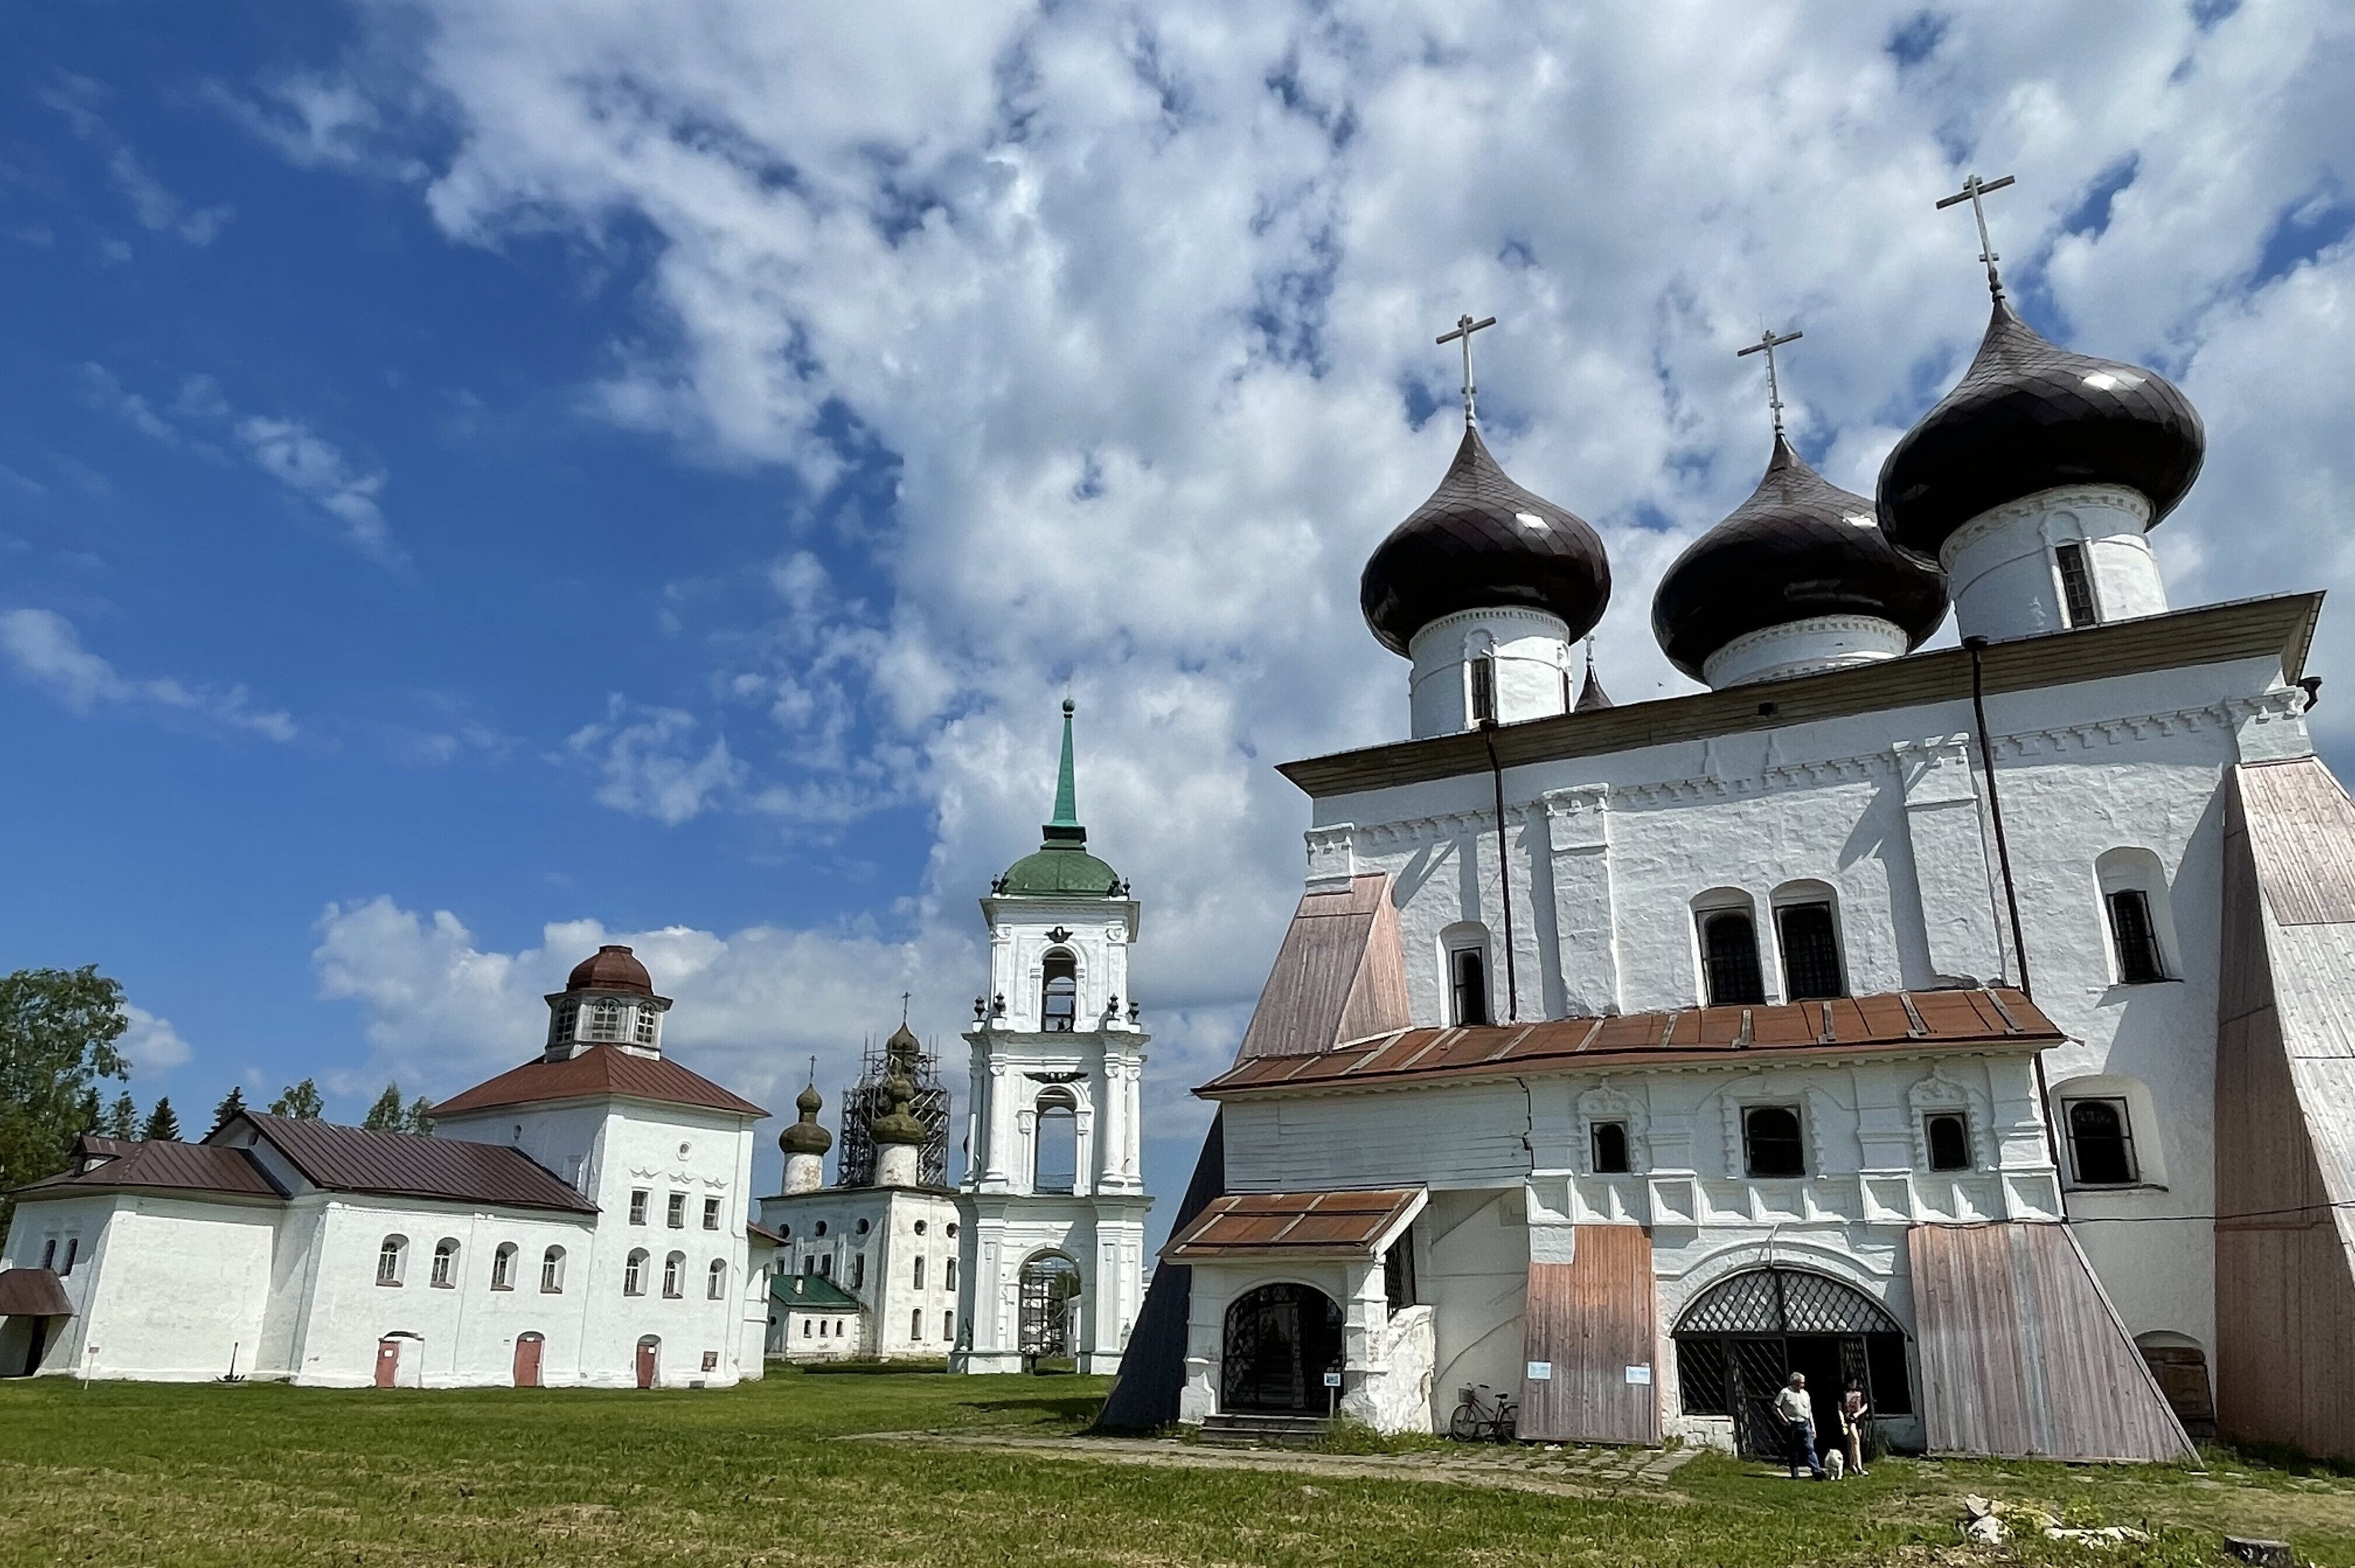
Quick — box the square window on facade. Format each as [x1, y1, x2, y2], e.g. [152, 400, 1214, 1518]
[1925, 1112, 1972, 1171]
[1591, 1121, 1631, 1174]
[2066, 1097, 2139, 1185]
[1741, 1105, 1806, 1178]
[702, 1197, 721, 1231]
[667, 1192, 686, 1229]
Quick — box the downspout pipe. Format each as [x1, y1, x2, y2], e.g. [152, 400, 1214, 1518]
[1479, 721, 1519, 1022]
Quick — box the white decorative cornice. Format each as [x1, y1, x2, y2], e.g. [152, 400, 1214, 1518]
[1940, 484, 2152, 569]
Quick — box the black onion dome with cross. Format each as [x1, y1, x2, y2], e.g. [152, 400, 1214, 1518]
[1877, 173, 2205, 562]
[1652, 328, 1948, 682]
[1360, 313, 1611, 658]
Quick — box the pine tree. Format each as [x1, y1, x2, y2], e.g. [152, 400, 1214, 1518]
[141, 1097, 180, 1142]
[403, 1097, 435, 1136]
[210, 1085, 248, 1134]
[269, 1079, 324, 1119]
[362, 1084, 404, 1132]
[103, 1093, 137, 1140]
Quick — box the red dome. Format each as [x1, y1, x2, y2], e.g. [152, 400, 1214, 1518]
[565, 944, 654, 996]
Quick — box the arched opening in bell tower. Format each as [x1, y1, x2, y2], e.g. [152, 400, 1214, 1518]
[1041, 952, 1078, 1031]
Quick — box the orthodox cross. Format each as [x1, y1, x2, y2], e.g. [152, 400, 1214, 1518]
[901, 990, 911, 1024]
[1435, 312, 1498, 426]
[1736, 326, 1803, 437]
[1935, 172, 2017, 297]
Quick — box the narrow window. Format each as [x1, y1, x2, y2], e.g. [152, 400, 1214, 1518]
[1449, 946, 1491, 1027]
[913, 1256, 926, 1289]
[60, 1238, 78, 1276]
[1591, 1121, 1631, 1174]
[2107, 890, 2166, 985]
[377, 1236, 406, 1287]
[801, 1256, 814, 1277]
[2066, 1098, 2139, 1185]
[628, 1190, 648, 1226]
[943, 1310, 955, 1341]
[634, 1008, 658, 1047]
[662, 1252, 685, 1298]
[430, 1239, 460, 1289]
[945, 1258, 957, 1291]
[1925, 1112, 1972, 1171]
[701, 1197, 721, 1232]
[666, 1192, 686, 1229]
[707, 1260, 727, 1300]
[40, 1239, 55, 1270]
[1742, 1105, 1805, 1178]
[2056, 542, 2099, 628]
[1469, 654, 1498, 726]
[548, 1002, 577, 1045]
[911, 1309, 924, 1341]
[1383, 1233, 1418, 1314]
[492, 1243, 516, 1291]
[852, 1254, 866, 1289]
[818, 1253, 832, 1278]
[1041, 953, 1078, 1032]
[624, 1249, 647, 1296]
[541, 1247, 565, 1293]
[1775, 902, 1845, 1000]
[803, 1319, 812, 1339]
[1701, 912, 1766, 1006]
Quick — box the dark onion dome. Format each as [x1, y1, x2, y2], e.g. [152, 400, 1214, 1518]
[779, 1083, 832, 1156]
[869, 1066, 927, 1146]
[1653, 435, 1950, 682]
[1360, 425, 1611, 657]
[565, 944, 654, 996]
[1877, 295, 2205, 560]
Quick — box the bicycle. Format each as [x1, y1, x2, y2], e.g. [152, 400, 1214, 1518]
[1449, 1383, 1519, 1441]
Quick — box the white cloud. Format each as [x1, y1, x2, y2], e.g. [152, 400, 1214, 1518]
[118, 1004, 193, 1070]
[0, 609, 298, 742]
[565, 696, 748, 825]
[205, 74, 388, 172]
[233, 415, 399, 562]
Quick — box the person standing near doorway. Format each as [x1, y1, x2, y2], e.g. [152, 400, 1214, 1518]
[1839, 1379, 1871, 1477]
[1774, 1372, 1826, 1479]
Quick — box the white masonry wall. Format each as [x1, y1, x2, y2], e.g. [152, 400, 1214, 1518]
[758, 1184, 963, 1358]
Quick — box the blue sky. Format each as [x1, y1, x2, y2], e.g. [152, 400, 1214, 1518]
[6, 2, 2355, 1227]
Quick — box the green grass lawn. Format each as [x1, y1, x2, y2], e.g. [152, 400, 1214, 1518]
[4, 1368, 2354, 1566]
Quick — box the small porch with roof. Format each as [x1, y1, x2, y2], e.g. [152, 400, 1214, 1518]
[0, 1267, 75, 1377]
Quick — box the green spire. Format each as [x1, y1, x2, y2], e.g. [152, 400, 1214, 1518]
[1049, 696, 1079, 830]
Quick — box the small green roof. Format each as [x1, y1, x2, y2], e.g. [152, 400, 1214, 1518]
[995, 698, 1127, 899]
[772, 1273, 862, 1310]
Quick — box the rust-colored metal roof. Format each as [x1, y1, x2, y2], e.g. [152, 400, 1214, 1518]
[243, 1115, 597, 1214]
[0, 1267, 74, 1316]
[748, 1222, 787, 1248]
[433, 1045, 767, 1119]
[564, 944, 658, 996]
[1163, 1188, 1422, 1261]
[1198, 988, 2058, 1100]
[15, 1139, 283, 1200]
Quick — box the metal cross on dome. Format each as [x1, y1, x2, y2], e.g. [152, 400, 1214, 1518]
[1435, 312, 1498, 426]
[1736, 326, 1803, 437]
[1936, 172, 2017, 297]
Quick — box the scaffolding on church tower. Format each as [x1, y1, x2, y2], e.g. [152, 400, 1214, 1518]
[833, 1028, 951, 1189]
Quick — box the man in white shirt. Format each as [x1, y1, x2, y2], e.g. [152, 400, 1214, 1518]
[1774, 1372, 1826, 1479]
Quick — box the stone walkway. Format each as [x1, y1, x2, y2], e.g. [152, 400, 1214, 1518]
[845, 1430, 1701, 1503]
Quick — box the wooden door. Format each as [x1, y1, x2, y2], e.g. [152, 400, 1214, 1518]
[634, 1338, 658, 1389]
[513, 1334, 543, 1388]
[1518, 1225, 1660, 1444]
[374, 1338, 401, 1389]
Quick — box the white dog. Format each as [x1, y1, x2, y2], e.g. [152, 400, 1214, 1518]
[1823, 1448, 1846, 1480]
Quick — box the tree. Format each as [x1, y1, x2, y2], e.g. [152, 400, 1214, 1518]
[141, 1098, 181, 1143]
[269, 1079, 324, 1119]
[103, 1093, 137, 1140]
[210, 1086, 248, 1135]
[0, 966, 129, 1232]
[403, 1097, 435, 1136]
[361, 1084, 404, 1132]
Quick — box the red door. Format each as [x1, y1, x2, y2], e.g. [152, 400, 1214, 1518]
[513, 1334, 543, 1388]
[374, 1338, 401, 1389]
[634, 1338, 658, 1389]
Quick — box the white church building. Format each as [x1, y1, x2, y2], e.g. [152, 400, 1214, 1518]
[0, 945, 779, 1390]
[1106, 191, 2355, 1463]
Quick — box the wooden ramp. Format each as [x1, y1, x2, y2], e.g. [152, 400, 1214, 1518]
[1517, 1226, 1659, 1445]
[1910, 1222, 2194, 1461]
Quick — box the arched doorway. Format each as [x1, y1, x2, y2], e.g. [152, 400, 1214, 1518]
[1017, 1253, 1082, 1369]
[374, 1332, 421, 1389]
[1671, 1267, 1911, 1456]
[512, 1333, 544, 1388]
[634, 1335, 660, 1389]
[1221, 1283, 1344, 1415]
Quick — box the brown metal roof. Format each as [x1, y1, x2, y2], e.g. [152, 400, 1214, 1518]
[1164, 1188, 1422, 1261]
[748, 1222, 787, 1248]
[1199, 988, 2059, 1100]
[15, 1139, 284, 1201]
[433, 1045, 767, 1119]
[241, 1115, 598, 1214]
[0, 1268, 74, 1316]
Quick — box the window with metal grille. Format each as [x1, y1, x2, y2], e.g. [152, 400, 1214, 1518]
[2107, 889, 2166, 984]
[1592, 1121, 1630, 1174]
[1742, 1105, 1805, 1177]
[1470, 655, 1497, 726]
[2056, 542, 2099, 627]
[1041, 953, 1078, 1032]
[1449, 946, 1491, 1026]
[1775, 902, 1844, 999]
[1676, 1335, 1728, 1414]
[1925, 1112, 1971, 1171]
[2066, 1098, 2138, 1185]
[1701, 912, 1766, 1005]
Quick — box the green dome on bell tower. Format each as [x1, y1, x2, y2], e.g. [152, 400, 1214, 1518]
[994, 698, 1127, 899]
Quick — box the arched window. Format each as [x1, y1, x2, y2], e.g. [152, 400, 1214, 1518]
[802, 1319, 812, 1339]
[623, 1249, 648, 1296]
[943, 1309, 955, 1341]
[911, 1308, 924, 1341]
[2065, 1098, 2138, 1185]
[1033, 1089, 1078, 1194]
[1741, 1105, 1805, 1177]
[818, 1253, 832, 1278]
[1592, 1121, 1630, 1174]
[377, 1235, 408, 1287]
[1041, 952, 1078, 1032]
[662, 1252, 685, 1299]
[1770, 882, 1845, 1000]
[430, 1239, 461, 1288]
[540, 1246, 566, 1294]
[946, 1258, 958, 1291]
[1925, 1112, 1972, 1172]
[2096, 848, 2176, 986]
[1440, 922, 1492, 1027]
[1468, 652, 1498, 726]
[586, 998, 625, 1042]
[1699, 906, 1766, 1005]
[491, 1243, 517, 1291]
[913, 1256, 925, 1289]
[707, 1259, 728, 1300]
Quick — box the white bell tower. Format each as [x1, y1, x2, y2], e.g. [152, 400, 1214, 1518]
[952, 700, 1152, 1375]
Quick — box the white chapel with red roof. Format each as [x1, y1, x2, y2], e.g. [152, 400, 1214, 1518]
[0, 944, 781, 1390]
